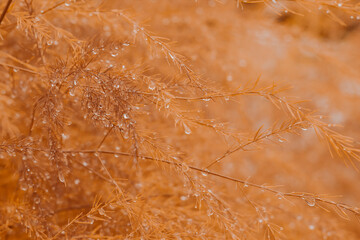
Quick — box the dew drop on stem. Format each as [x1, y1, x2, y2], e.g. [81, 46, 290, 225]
[123, 113, 130, 119]
[148, 81, 156, 90]
[98, 208, 106, 216]
[58, 171, 65, 183]
[305, 197, 316, 207]
[183, 123, 191, 135]
[88, 217, 94, 224]
[34, 197, 41, 205]
[111, 51, 118, 57]
[19, 181, 28, 191]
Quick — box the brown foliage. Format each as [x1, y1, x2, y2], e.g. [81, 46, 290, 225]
[1, 0, 360, 239]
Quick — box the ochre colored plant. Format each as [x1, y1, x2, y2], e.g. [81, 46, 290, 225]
[1, 0, 360, 239]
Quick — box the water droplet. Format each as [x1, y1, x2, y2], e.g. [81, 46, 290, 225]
[58, 171, 65, 183]
[224, 96, 230, 101]
[207, 209, 214, 216]
[168, 53, 175, 61]
[123, 131, 129, 139]
[308, 224, 315, 230]
[305, 197, 316, 207]
[74, 179, 80, 185]
[180, 196, 188, 201]
[123, 113, 129, 119]
[88, 217, 94, 224]
[201, 169, 208, 177]
[20, 182, 28, 191]
[111, 51, 118, 57]
[61, 133, 69, 140]
[202, 98, 211, 102]
[301, 127, 308, 131]
[34, 197, 41, 204]
[98, 208, 106, 216]
[148, 81, 156, 91]
[69, 89, 75, 96]
[337, 3, 342, 7]
[47, 40, 53, 45]
[92, 49, 98, 55]
[183, 123, 191, 135]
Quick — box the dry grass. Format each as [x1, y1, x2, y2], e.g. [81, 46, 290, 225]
[1, 0, 360, 239]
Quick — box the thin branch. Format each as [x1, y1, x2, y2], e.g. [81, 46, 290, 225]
[22, 147, 360, 218]
[205, 120, 304, 169]
[0, 0, 12, 26]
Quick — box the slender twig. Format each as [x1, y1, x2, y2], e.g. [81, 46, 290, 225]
[205, 120, 304, 169]
[21, 147, 360, 217]
[0, 0, 13, 25]
[40, 0, 65, 15]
